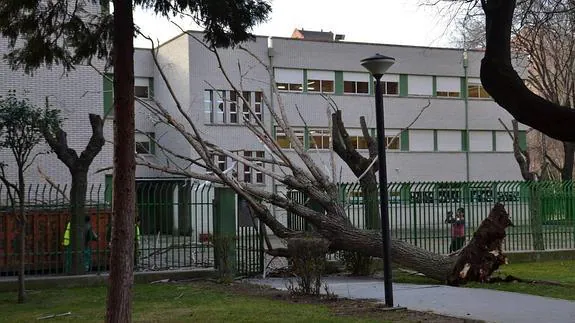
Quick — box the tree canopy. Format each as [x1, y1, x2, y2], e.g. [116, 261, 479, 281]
[0, 0, 271, 72]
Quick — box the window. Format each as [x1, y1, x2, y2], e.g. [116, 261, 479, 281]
[436, 77, 460, 98]
[385, 136, 400, 150]
[204, 90, 263, 124]
[229, 91, 238, 124]
[309, 129, 331, 149]
[346, 129, 369, 150]
[215, 90, 225, 123]
[135, 77, 150, 99]
[307, 70, 335, 93]
[408, 75, 433, 96]
[469, 131, 493, 151]
[204, 90, 213, 123]
[215, 155, 227, 171]
[135, 132, 154, 155]
[409, 130, 434, 151]
[242, 92, 251, 122]
[241, 151, 265, 184]
[275, 68, 303, 92]
[467, 78, 490, 98]
[255, 92, 263, 121]
[437, 130, 461, 151]
[379, 130, 401, 150]
[276, 128, 304, 149]
[374, 74, 399, 95]
[343, 72, 369, 94]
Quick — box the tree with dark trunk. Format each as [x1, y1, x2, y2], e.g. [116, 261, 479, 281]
[480, 0, 575, 142]
[0, 1, 270, 320]
[40, 106, 105, 275]
[0, 93, 61, 303]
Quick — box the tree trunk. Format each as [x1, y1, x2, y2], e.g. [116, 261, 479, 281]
[561, 142, 575, 181]
[17, 168, 25, 304]
[529, 184, 545, 250]
[308, 203, 512, 285]
[481, 0, 575, 143]
[361, 175, 380, 230]
[70, 169, 88, 274]
[106, 0, 136, 322]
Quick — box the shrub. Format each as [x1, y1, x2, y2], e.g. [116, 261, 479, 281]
[286, 236, 330, 295]
[338, 251, 373, 276]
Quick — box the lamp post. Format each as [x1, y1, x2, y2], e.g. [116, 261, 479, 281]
[361, 53, 395, 307]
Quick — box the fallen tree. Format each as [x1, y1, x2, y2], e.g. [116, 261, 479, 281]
[120, 30, 518, 286]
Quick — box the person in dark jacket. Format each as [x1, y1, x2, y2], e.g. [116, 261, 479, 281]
[445, 208, 465, 252]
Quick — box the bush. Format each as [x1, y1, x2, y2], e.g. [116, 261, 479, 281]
[286, 236, 330, 295]
[338, 251, 373, 276]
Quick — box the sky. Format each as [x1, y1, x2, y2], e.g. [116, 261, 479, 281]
[133, 0, 461, 49]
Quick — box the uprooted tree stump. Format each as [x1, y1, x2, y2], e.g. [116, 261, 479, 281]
[447, 203, 513, 285]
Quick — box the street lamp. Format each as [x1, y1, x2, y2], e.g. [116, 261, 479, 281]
[361, 53, 395, 307]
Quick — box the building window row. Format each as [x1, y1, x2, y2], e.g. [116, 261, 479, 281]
[204, 90, 263, 124]
[273, 127, 524, 153]
[275, 127, 402, 151]
[273, 68, 489, 99]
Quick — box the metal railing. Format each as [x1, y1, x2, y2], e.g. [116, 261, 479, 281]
[0, 181, 215, 276]
[288, 181, 575, 254]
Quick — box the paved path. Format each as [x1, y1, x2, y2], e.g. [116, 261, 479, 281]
[249, 277, 575, 323]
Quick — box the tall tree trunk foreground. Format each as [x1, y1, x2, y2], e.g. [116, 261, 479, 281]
[107, 0, 136, 322]
[561, 142, 575, 181]
[17, 168, 26, 304]
[70, 169, 89, 273]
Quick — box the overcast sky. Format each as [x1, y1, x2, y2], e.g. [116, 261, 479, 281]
[133, 0, 461, 48]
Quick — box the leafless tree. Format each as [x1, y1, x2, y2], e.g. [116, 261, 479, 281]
[111, 32, 514, 286]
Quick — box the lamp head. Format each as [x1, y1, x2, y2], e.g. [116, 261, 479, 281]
[361, 53, 395, 78]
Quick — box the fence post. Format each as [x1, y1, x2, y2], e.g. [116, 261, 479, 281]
[213, 186, 236, 276]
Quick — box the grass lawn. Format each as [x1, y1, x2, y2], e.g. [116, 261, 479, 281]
[393, 260, 575, 301]
[0, 282, 463, 323]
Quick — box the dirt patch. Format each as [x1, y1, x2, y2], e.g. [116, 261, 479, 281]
[190, 280, 482, 323]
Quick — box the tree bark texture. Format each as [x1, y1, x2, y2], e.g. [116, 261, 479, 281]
[481, 0, 575, 142]
[561, 142, 575, 181]
[529, 185, 545, 250]
[70, 170, 88, 273]
[17, 168, 25, 304]
[106, 0, 136, 322]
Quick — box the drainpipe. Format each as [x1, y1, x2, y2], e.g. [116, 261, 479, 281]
[463, 48, 470, 182]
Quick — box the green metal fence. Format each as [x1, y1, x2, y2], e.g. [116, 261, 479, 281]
[3, 179, 574, 276]
[288, 181, 575, 254]
[0, 181, 264, 277]
[0, 180, 216, 276]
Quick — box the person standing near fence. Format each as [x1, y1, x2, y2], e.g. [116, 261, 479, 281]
[445, 208, 466, 252]
[63, 216, 98, 273]
[106, 211, 141, 267]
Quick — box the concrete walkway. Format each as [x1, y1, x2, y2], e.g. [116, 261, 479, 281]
[249, 277, 575, 323]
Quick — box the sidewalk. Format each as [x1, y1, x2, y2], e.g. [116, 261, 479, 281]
[249, 277, 575, 323]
